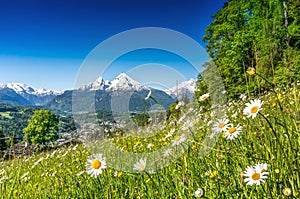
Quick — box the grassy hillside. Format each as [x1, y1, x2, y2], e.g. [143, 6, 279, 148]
[0, 82, 299, 198]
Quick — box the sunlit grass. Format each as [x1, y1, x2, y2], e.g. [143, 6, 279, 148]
[0, 83, 299, 198]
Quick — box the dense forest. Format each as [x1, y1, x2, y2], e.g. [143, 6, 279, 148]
[0, 104, 76, 141]
[202, 0, 300, 97]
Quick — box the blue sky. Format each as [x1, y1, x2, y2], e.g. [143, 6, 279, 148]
[0, 0, 227, 90]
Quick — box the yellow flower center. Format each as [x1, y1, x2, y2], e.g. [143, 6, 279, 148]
[91, 160, 101, 169]
[139, 164, 145, 170]
[251, 172, 260, 181]
[218, 122, 225, 128]
[251, 106, 259, 114]
[228, 127, 236, 134]
[174, 136, 181, 141]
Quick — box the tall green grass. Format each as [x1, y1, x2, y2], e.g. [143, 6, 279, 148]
[0, 82, 299, 198]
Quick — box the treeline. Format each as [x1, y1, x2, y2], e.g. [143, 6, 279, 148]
[0, 104, 76, 140]
[203, 0, 300, 97]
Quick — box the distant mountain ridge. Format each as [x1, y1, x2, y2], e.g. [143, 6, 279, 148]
[0, 74, 198, 111]
[0, 83, 62, 106]
[47, 73, 175, 114]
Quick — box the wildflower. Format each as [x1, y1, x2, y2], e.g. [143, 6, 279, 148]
[275, 169, 280, 174]
[147, 143, 153, 149]
[239, 94, 247, 101]
[247, 67, 256, 75]
[194, 188, 204, 198]
[171, 134, 186, 146]
[175, 101, 185, 109]
[113, 171, 122, 177]
[162, 148, 171, 157]
[199, 93, 210, 101]
[86, 154, 107, 177]
[224, 124, 243, 140]
[208, 170, 217, 179]
[212, 118, 229, 133]
[243, 164, 269, 186]
[277, 94, 283, 103]
[254, 162, 268, 173]
[243, 99, 263, 118]
[282, 187, 292, 196]
[181, 120, 193, 131]
[133, 158, 147, 172]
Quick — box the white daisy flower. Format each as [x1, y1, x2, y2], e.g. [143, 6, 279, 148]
[243, 164, 269, 186]
[224, 124, 243, 140]
[239, 94, 247, 101]
[175, 101, 185, 109]
[194, 188, 204, 197]
[133, 158, 147, 172]
[199, 93, 210, 101]
[171, 134, 186, 146]
[212, 118, 229, 133]
[86, 154, 107, 177]
[164, 132, 174, 140]
[181, 120, 193, 131]
[254, 162, 268, 173]
[162, 148, 171, 158]
[243, 99, 263, 118]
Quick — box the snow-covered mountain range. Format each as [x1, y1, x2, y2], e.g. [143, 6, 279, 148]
[0, 83, 62, 106]
[0, 73, 198, 108]
[79, 73, 147, 91]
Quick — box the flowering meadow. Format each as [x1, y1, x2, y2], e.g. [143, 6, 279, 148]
[0, 79, 299, 198]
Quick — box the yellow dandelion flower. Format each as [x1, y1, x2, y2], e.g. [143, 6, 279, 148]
[247, 67, 256, 75]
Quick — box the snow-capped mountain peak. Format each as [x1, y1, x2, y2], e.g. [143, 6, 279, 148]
[107, 73, 146, 91]
[5, 82, 35, 94]
[79, 76, 111, 91]
[164, 78, 197, 101]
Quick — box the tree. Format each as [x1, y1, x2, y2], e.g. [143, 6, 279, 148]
[203, 0, 300, 97]
[23, 110, 59, 144]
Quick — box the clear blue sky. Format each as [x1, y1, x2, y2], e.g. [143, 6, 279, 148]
[0, 0, 227, 91]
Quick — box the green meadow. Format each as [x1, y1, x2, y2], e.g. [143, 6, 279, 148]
[0, 82, 299, 198]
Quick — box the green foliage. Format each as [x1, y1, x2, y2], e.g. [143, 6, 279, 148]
[166, 100, 181, 122]
[0, 130, 7, 151]
[203, 0, 300, 97]
[132, 112, 150, 127]
[23, 110, 59, 144]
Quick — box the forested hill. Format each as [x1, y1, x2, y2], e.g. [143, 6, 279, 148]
[0, 104, 75, 139]
[203, 0, 300, 98]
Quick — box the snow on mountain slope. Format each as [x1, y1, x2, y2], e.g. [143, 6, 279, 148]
[79, 77, 111, 91]
[107, 73, 147, 91]
[164, 78, 197, 101]
[0, 82, 62, 96]
[0, 83, 62, 106]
